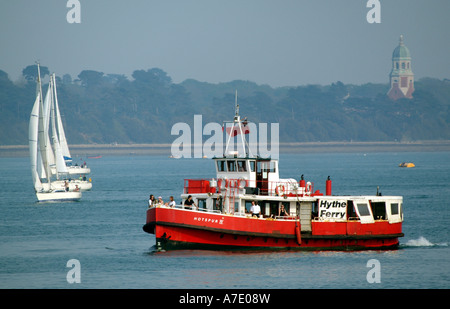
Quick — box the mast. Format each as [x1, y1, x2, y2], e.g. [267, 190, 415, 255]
[224, 91, 254, 158]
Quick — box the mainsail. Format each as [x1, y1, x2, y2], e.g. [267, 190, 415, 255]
[29, 88, 43, 192]
[53, 74, 72, 162]
[49, 74, 69, 178]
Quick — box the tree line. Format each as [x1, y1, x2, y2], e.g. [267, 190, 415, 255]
[0, 65, 449, 145]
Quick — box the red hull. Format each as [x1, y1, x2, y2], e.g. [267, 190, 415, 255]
[144, 207, 403, 251]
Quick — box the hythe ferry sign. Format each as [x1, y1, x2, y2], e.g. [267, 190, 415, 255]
[319, 199, 347, 220]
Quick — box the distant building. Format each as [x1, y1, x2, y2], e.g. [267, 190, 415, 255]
[387, 35, 414, 100]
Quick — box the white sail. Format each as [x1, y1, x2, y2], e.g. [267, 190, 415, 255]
[38, 77, 53, 183]
[29, 91, 43, 192]
[53, 75, 72, 162]
[42, 79, 56, 172]
[49, 75, 68, 178]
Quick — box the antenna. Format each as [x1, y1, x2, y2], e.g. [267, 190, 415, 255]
[234, 90, 239, 120]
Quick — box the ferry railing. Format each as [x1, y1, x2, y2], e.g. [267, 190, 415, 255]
[168, 204, 222, 214]
[153, 203, 301, 220]
[184, 178, 321, 197]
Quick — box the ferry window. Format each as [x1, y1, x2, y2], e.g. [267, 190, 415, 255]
[258, 161, 272, 172]
[198, 199, 206, 211]
[237, 160, 247, 172]
[391, 203, 399, 215]
[347, 200, 356, 219]
[280, 202, 290, 216]
[371, 202, 386, 220]
[234, 202, 240, 213]
[227, 160, 236, 172]
[244, 200, 253, 213]
[269, 161, 276, 173]
[213, 198, 222, 212]
[217, 160, 226, 172]
[357, 204, 371, 216]
[249, 161, 256, 172]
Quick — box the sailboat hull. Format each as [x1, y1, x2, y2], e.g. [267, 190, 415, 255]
[52, 180, 92, 191]
[36, 191, 82, 202]
[67, 166, 91, 175]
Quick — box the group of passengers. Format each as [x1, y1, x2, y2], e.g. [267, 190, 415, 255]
[248, 201, 289, 218]
[147, 194, 197, 210]
[148, 195, 291, 218]
[148, 194, 176, 208]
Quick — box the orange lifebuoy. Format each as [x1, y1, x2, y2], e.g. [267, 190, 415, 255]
[218, 177, 228, 191]
[275, 185, 285, 196]
[305, 182, 312, 195]
[238, 177, 247, 189]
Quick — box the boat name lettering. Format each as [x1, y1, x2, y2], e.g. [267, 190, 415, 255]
[320, 200, 346, 209]
[319, 199, 347, 219]
[194, 216, 224, 225]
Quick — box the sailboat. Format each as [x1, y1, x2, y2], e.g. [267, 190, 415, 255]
[29, 64, 81, 202]
[49, 73, 92, 191]
[53, 77, 91, 176]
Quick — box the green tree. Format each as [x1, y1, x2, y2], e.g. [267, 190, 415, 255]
[22, 65, 49, 82]
[78, 70, 104, 87]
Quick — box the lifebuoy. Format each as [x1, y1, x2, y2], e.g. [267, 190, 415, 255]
[238, 177, 247, 189]
[305, 181, 312, 195]
[218, 177, 228, 190]
[275, 185, 286, 196]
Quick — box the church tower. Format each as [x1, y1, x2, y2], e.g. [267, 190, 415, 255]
[387, 35, 414, 100]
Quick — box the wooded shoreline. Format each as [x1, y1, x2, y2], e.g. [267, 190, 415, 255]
[2, 140, 449, 158]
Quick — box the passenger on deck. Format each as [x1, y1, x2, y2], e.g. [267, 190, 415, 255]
[279, 204, 289, 217]
[250, 201, 261, 217]
[184, 195, 196, 210]
[168, 196, 176, 207]
[158, 196, 164, 205]
[148, 194, 155, 208]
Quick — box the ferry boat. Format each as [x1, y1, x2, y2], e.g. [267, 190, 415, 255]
[143, 104, 404, 251]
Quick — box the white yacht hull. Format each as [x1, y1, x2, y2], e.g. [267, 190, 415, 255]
[67, 166, 91, 175]
[36, 191, 82, 202]
[52, 179, 92, 191]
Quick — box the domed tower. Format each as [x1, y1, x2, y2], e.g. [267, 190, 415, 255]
[387, 35, 414, 100]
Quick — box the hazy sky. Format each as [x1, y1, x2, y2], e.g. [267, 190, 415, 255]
[1, 0, 449, 87]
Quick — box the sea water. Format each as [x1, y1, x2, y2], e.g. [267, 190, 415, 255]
[0, 152, 448, 289]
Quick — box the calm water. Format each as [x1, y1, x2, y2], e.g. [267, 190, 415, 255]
[0, 152, 448, 289]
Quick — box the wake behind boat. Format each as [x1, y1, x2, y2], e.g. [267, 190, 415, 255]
[143, 95, 404, 251]
[28, 64, 82, 202]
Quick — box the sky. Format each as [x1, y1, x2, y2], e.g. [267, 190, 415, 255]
[0, 0, 449, 87]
